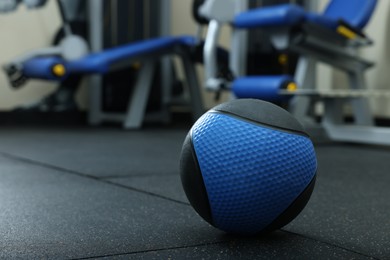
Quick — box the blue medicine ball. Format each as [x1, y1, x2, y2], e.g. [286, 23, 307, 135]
[180, 99, 317, 234]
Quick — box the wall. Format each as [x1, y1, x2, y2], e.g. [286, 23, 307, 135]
[0, 1, 60, 110]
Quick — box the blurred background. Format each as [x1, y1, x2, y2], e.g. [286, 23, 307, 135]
[0, 0, 389, 118]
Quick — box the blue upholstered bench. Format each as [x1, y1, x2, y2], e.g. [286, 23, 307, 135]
[20, 36, 197, 80]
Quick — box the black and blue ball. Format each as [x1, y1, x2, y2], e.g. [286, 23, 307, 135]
[180, 99, 317, 235]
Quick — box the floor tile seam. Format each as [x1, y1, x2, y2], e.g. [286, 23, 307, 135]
[0, 152, 189, 206]
[0, 151, 101, 180]
[103, 179, 189, 205]
[280, 230, 380, 260]
[100, 173, 179, 179]
[69, 241, 229, 260]
[69, 229, 377, 260]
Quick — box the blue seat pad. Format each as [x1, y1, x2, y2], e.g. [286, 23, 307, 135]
[22, 35, 197, 79]
[304, 12, 340, 30]
[233, 4, 339, 29]
[232, 75, 293, 102]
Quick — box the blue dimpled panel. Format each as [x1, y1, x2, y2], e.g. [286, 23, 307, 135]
[191, 112, 317, 234]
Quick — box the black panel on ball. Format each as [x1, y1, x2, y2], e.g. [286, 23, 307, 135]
[180, 132, 213, 225]
[263, 175, 317, 233]
[212, 99, 307, 136]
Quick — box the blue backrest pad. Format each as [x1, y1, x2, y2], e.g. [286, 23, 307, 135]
[323, 0, 377, 29]
[234, 4, 306, 28]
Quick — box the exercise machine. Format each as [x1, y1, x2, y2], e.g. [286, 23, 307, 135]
[199, 0, 390, 146]
[2, 0, 206, 129]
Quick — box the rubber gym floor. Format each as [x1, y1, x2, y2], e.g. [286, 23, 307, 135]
[0, 118, 389, 259]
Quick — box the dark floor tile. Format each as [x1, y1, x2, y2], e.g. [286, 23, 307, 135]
[109, 144, 390, 259]
[0, 127, 187, 178]
[284, 144, 390, 259]
[97, 231, 372, 260]
[0, 156, 224, 259]
[1, 127, 389, 259]
[107, 175, 188, 203]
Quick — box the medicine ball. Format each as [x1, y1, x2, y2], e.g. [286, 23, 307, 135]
[180, 99, 317, 235]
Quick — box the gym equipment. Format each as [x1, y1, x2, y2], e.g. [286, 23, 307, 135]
[0, 0, 46, 13]
[4, 35, 205, 129]
[180, 99, 317, 234]
[0, 0, 19, 13]
[3, 0, 88, 88]
[2, 0, 207, 129]
[199, 0, 390, 146]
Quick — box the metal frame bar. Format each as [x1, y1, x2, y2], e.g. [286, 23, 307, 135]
[290, 56, 316, 123]
[347, 69, 374, 125]
[230, 0, 248, 78]
[123, 60, 156, 129]
[203, 19, 223, 91]
[179, 49, 205, 121]
[87, 0, 103, 126]
[323, 124, 390, 146]
[160, 0, 173, 124]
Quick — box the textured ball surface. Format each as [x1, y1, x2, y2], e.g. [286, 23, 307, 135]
[180, 99, 317, 235]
